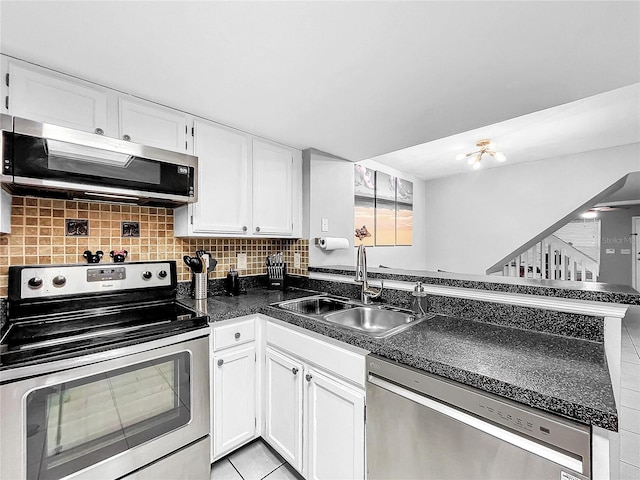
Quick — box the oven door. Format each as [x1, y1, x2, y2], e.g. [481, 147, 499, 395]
[0, 331, 209, 480]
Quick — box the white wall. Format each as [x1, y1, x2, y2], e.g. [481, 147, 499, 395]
[306, 150, 428, 270]
[424, 143, 640, 275]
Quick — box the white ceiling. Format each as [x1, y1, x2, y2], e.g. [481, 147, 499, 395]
[371, 84, 640, 179]
[1, 1, 639, 170]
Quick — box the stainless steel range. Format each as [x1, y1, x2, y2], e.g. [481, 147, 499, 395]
[0, 261, 210, 480]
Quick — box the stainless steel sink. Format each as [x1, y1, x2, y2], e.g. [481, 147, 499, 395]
[277, 295, 356, 316]
[323, 305, 431, 338]
[274, 295, 433, 338]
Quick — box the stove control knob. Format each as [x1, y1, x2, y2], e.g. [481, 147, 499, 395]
[28, 277, 43, 289]
[142, 271, 153, 280]
[52, 275, 67, 287]
[158, 270, 168, 279]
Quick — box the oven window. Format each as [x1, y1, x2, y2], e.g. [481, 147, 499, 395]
[25, 352, 191, 480]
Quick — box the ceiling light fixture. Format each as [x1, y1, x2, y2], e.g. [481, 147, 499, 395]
[455, 139, 506, 169]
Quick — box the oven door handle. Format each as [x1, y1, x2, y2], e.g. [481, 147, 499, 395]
[0, 328, 209, 383]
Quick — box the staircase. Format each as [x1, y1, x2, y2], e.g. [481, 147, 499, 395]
[501, 235, 599, 282]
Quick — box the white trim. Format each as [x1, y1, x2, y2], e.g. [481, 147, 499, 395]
[309, 272, 629, 318]
[632, 216, 640, 291]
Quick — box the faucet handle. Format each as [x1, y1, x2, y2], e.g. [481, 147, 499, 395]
[364, 280, 384, 299]
[413, 281, 427, 297]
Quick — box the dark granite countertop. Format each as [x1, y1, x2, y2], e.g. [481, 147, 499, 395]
[309, 265, 640, 305]
[179, 287, 618, 432]
[178, 287, 315, 321]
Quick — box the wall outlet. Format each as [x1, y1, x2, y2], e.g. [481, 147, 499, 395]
[237, 253, 247, 269]
[294, 253, 301, 269]
[321, 218, 329, 232]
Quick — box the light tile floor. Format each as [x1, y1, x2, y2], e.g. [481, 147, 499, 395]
[211, 439, 303, 480]
[212, 311, 640, 480]
[620, 305, 640, 479]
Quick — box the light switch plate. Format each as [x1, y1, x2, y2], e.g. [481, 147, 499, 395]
[294, 253, 301, 269]
[237, 253, 247, 269]
[321, 218, 329, 232]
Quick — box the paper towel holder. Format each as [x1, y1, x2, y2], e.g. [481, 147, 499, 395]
[313, 237, 350, 251]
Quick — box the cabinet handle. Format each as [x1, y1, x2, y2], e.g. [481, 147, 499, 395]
[291, 367, 298, 375]
[305, 373, 312, 382]
[255, 226, 261, 232]
[217, 359, 224, 366]
[234, 332, 241, 339]
[122, 134, 131, 141]
[242, 226, 247, 232]
[94, 128, 104, 135]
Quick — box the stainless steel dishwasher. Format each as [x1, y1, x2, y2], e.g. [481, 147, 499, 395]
[366, 355, 592, 480]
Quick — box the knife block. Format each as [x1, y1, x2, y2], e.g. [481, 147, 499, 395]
[268, 264, 286, 290]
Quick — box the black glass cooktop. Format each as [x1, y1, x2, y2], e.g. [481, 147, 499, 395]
[0, 301, 208, 370]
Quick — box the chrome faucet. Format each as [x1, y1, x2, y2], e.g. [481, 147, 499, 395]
[355, 244, 383, 304]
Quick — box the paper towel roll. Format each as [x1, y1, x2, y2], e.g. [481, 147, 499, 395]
[318, 237, 350, 251]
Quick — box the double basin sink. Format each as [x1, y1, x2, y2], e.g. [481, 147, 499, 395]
[273, 295, 433, 338]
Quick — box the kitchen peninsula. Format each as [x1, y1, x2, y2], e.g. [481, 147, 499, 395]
[180, 265, 631, 479]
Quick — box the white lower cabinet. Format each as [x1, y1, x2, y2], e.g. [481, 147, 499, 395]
[264, 347, 304, 471]
[211, 318, 258, 462]
[263, 321, 367, 480]
[305, 367, 366, 480]
[210, 317, 367, 479]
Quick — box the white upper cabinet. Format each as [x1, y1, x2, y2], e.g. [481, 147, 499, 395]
[189, 119, 251, 235]
[174, 125, 302, 238]
[118, 97, 191, 153]
[252, 139, 294, 236]
[6, 61, 108, 134]
[2, 57, 191, 153]
[2, 56, 302, 237]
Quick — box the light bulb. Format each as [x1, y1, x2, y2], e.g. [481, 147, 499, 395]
[472, 160, 481, 170]
[581, 211, 597, 219]
[455, 153, 467, 161]
[494, 152, 506, 162]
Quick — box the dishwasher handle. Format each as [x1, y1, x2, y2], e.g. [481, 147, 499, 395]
[367, 375, 585, 475]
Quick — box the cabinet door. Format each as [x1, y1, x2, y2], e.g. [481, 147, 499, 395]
[264, 347, 304, 472]
[212, 344, 256, 460]
[118, 97, 190, 152]
[252, 139, 293, 236]
[191, 119, 251, 234]
[7, 62, 108, 134]
[304, 368, 365, 480]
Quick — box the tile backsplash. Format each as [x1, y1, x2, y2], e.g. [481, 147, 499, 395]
[0, 196, 309, 296]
